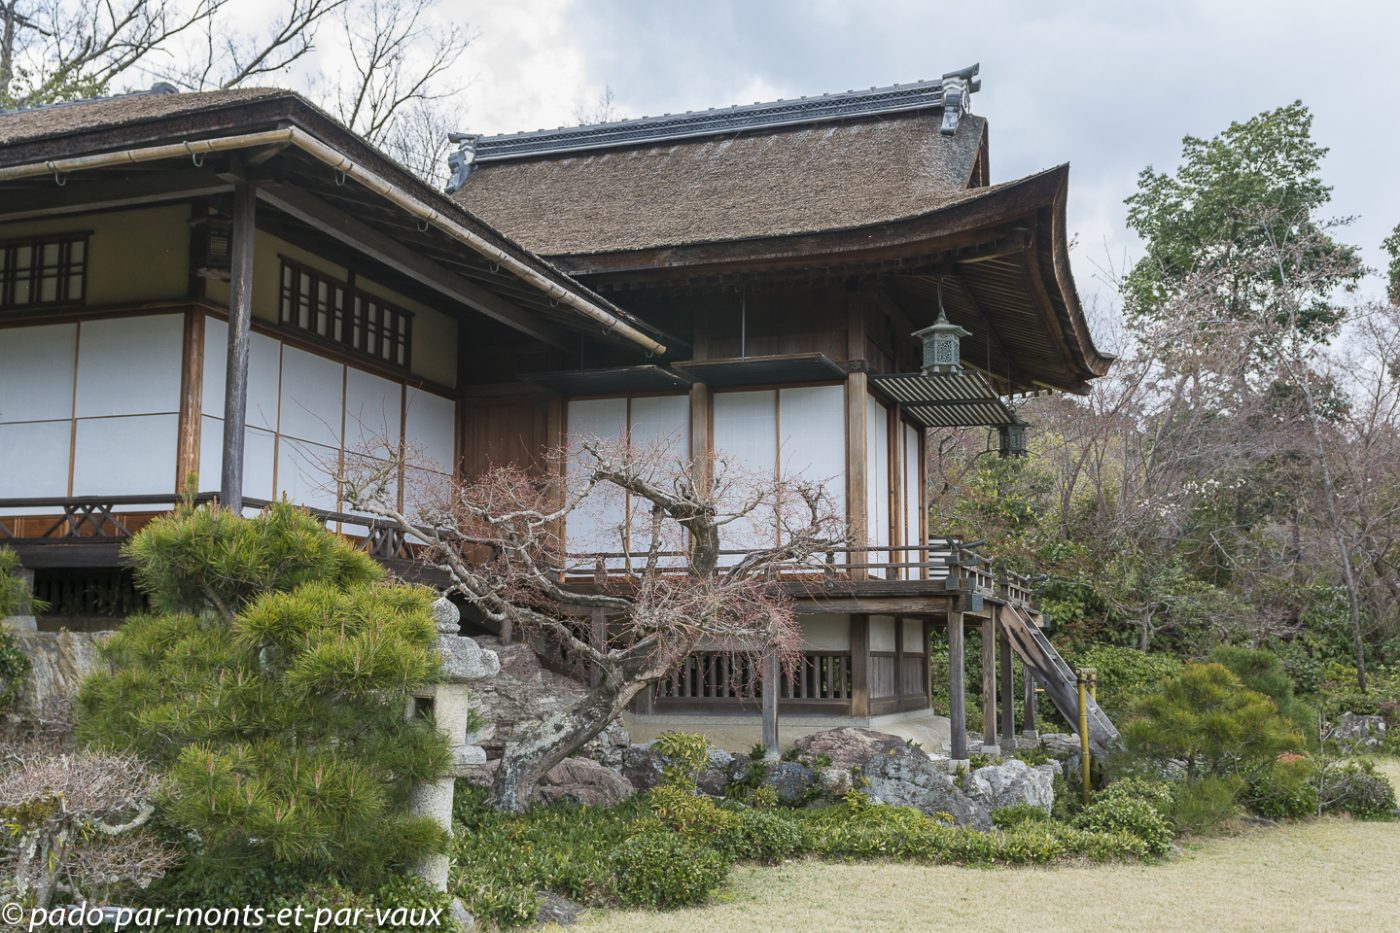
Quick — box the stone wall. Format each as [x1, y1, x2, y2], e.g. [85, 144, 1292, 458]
[1, 628, 109, 737]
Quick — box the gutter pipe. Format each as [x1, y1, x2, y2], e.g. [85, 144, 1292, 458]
[0, 127, 666, 355]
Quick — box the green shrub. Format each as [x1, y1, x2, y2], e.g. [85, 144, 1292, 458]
[1096, 776, 1175, 812]
[1168, 775, 1244, 835]
[651, 731, 711, 787]
[1317, 761, 1397, 820]
[647, 785, 738, 843]
[1210, 646, 1317, 738]
[1243, 758, 1319, 820]
[609, 831, 728, 908]
[1123, 663, 1304, 779]
[1072, 797, 1173, 856]
[991, 803, 1052, 829]
[77, 505, 447, 889]
[0, 625, 30, 716]
[718, 808, 808, 863]
[1072, 645, 1183, 721]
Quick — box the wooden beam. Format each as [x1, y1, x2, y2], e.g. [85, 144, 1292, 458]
[947, 609, 967, 761]
[254, 182, 574, 352]
[981, 615, 998, 752]
[221, 180, 255, 512]
[0, 168, 230, 222]
[999, 617, 1016, 745]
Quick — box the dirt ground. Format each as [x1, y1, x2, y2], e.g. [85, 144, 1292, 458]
[574, 760, 1400, 933]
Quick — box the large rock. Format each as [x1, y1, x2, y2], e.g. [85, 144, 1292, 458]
[790, 727, 909, 771]
[1332, 712, 1387, 750]
[697, 748, 735, 797]
[3, 630, 109, 737]
[860, 745, 991, 830]
[621, 743, 735, 796]
[438, 634, 501, 683]
[465, 757, 635, 808]
[966, 758, 1056, 813]
[761, 761, 817, 806]
[1038, 733, 1082, 759]
[468, 637, 629, 765]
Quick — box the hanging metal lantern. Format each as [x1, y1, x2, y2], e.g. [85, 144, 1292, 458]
[999, 415, 1029, 458]
[912, 283, 971, 376]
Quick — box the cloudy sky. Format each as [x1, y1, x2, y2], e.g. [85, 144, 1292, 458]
[292, 0, 1400, 318]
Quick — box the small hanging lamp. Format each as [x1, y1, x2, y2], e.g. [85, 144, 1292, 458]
[998, 413, 1029, 458]
[912, 281, 972, 376]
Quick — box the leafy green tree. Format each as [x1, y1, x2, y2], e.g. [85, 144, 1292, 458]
[1124, 102, 1360, 342]
[1209, 645, 1316, 738]
[1385, 222, 1400, 306]
[77, 504, 448, 888]
[1122, 663, 1303, 780]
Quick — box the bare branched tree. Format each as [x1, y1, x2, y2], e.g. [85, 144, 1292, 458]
[342, 438, 843, 812]
[0, 744, 174, 908]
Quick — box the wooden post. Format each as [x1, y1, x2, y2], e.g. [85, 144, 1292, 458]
[947, 610, 967, 762]
[981, 616, 998, 753]
[175, 311, 205, 491]
[845, 372, 868, 580]
[999, 619, 1015, 747]
[762, 649, 780, 759]
[1022, 665, 1038, 738]
[850, 614, 870, 718]
[689, 383, 710, 493]
[221, 181, 255, 512]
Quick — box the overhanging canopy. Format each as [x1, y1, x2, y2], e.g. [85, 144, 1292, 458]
[870, 371, 1014, 427]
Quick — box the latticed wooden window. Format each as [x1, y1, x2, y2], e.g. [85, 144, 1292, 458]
[0, 234, 88, 310]
[278, 258, 412, 369]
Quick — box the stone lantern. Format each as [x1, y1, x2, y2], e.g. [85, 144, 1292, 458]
[408, 597, 500, 895]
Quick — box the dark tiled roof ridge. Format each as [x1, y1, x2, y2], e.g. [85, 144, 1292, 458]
[474, 65, 980, 161]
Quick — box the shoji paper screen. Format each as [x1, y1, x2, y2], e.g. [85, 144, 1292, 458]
[712, 390, 779, 559]
[565, 397, 629, 558]
[777, 385, 845, 521]
[0, 323, 76, 505]
[902, 422, 923, 579]
[866, 395, 890, 555]
[627, 395, 690, 562]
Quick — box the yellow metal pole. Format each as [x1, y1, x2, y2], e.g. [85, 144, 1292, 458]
[1077, 669, 1091, 804]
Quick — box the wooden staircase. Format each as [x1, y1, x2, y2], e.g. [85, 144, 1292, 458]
[998, 603, 1121, 756]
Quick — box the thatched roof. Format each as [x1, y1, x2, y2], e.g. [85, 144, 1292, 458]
[457, 111, 988, 256]
[0, 86, 291, 151]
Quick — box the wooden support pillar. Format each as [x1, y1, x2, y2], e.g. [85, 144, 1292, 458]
[175, 311, 205, 491]
[999, 619, 1016, 747]
[1022, 664, 1038, 737]
[845, 372, 868, 579]
[220, 180, 256, 512]
[947, 610, 967, 762]
[850, 614, 870, 718]
[689, 383, 711, 492]
[981, 616, 998, 753]
[762, 649, 780, 759]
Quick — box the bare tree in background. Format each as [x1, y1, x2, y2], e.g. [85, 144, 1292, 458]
[0, 0, 472, 184]
[342, 438, 843, 812]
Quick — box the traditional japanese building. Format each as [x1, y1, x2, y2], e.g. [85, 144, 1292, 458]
[0, 68, 1117, 759]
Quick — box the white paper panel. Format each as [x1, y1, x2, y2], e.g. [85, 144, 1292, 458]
[0, 324, 76, 423]
[201, 317, 281, 431]
[74, 315, 183, 417]
[0, 420, 70, 502]
[565, 398, 629, 559]
[345, 367, 403, 457]
[869, 615, 897, 651]
[903, 423, 922, 579]
[276, 437, 341, 512]
[627, 395, 690, 562]
[866, 396, 890, 552]
[72, 414, 178, 498]
[713, 390, 778, 557]
[404, 387, 456, 471]
[197, 415, 278, 502]
[278, 345, 344, 447]
[778, 385, 845, 517]
[903, 617, 924, 653]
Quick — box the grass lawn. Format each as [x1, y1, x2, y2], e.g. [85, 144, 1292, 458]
[574, 760, 1400, 933]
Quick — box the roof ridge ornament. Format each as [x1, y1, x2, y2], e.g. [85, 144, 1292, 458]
[938, 63, 980, 136]
[444, 131, 481, 194]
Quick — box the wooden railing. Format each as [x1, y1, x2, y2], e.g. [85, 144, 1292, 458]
[655, 650, 852, 704]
